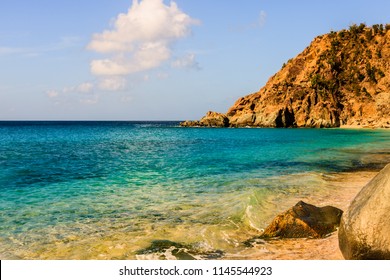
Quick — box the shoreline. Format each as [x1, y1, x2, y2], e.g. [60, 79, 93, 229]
[0, 169, 382, 260]
[180, 122, 390, 129]
[340, 124, 390, 129]
[232, 170, 378, 260]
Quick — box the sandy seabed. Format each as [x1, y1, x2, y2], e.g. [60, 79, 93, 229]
[0, 170, 378, 260]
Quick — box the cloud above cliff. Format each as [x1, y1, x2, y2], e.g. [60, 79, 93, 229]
[87, 0, 200, 77]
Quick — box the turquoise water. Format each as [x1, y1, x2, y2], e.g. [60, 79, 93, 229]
[1, 121, 390, 259]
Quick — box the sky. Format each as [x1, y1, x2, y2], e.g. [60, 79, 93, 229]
[1, 0, 390, 120]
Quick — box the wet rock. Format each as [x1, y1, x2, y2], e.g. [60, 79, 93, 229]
[180, 111, 229, 127]
[243, 237, 266, 247]
[261, 201, 343, 238]
[135, 240, 195, 260]
[339, 163, 390, 259]
[199, 111, 229, 127]
[179, 120, 201, 127]
[135, 239, 224, 260]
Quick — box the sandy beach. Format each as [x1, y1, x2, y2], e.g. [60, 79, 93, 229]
[230, 170, 378, 260]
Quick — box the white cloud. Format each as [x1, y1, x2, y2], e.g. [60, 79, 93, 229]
[257, 10, 267, 28]
[98, 77, 127, 91]
[0, 47, 25, 56]
[87, 0, 200, 76]
[46, 90, 59, 98]
[0, 37, 81, 57]
[157, 72, 169, 79]
[80, 95, 99, 105]
[90, 41, 171, 76]
[47, 82, 96, 105]
[230, 10, 267, 32]
[247, 10, 267, 29]
[76, 82, 94, 93]
[120, 94, 134, 103]
[62, 82, 94, 94]
[90, 58, 131, 76]
[172, 53, 201, 70]
[46, 0, 199, 101]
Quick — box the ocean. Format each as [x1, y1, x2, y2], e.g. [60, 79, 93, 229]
[1, 121, 390, 259]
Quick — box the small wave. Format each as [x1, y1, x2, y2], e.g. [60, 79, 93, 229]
[135, 239, 224, 260]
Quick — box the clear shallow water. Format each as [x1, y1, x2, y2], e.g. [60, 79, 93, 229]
[1, 121, 390, 259]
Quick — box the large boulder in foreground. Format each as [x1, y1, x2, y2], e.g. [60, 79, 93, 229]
[339, 164, 390, 259]
[261, 201, 343, 239]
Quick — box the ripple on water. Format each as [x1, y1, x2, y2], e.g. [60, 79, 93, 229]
[0, 124, 389, 259]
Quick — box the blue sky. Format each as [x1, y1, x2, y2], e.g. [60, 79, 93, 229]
[1, 0, 390, 120]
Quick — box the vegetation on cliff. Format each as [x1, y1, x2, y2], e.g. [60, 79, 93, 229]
[181, 24, 390, 128]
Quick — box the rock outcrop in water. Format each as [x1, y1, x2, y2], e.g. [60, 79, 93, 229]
[181, 24, 390, 128]
[180, 111, 229, 127]
[338, 163, 390, 259]
[260, 201, 343, 239]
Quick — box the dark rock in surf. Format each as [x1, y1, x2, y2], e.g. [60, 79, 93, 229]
[135, 239, 224, 260]
[261, 201, 343, 238]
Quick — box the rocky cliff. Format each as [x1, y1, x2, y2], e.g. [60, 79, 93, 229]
[181, 24, 390, 128]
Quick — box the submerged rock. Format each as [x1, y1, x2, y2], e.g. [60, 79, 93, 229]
[339, 163, 390, 259]
[135, 239, 224, 260]
[261, 201, 343, 239]
[135, 240, 195, 260]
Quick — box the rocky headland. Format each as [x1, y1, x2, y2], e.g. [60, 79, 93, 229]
[181, 24, 390, 128]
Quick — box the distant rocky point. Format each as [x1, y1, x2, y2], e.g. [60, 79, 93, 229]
[181, 24, 390, 128]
